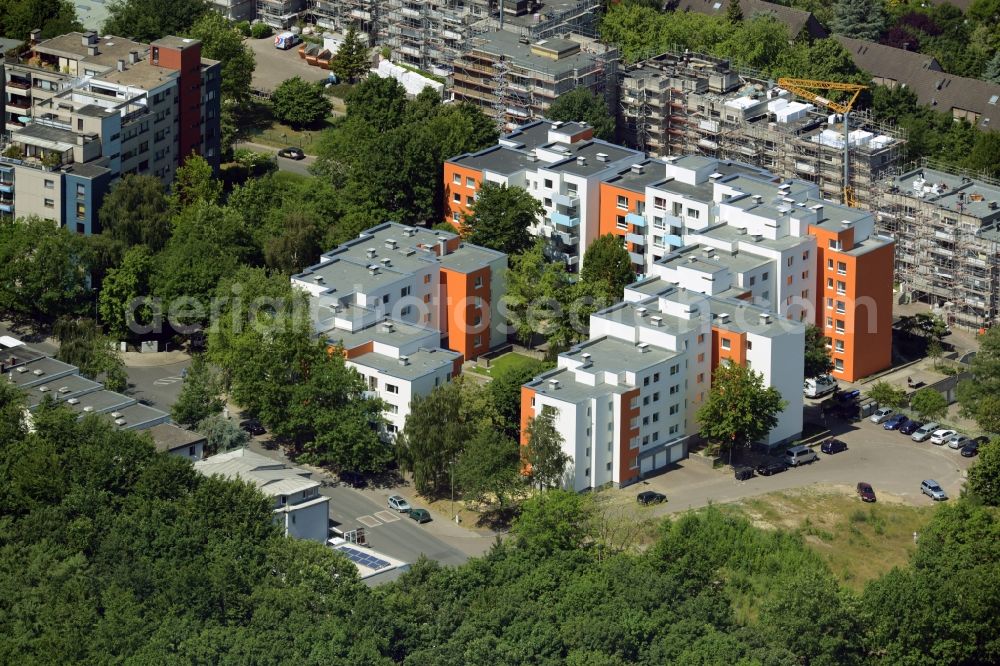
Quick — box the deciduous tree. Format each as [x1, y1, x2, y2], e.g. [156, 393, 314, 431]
[455, 427, 523, 511]
[171, 154, 222, 209]
[54, 317, 127, 392]
[697, 362, 786, 454]
[831, 0, 888, 41]
[547, 88, 616, 141]
[188, 11, 255, 106]
[171, 355, 223, 427]
[98, 245, 154, 341]
[103, 0, 209, 42]
[580, 233, 635, 303]
[462, 183, 542, 255]
[97, 174, 172, 251]
[331, 25, 369, 83]
[196, 413, 249, 454]
[803, 324, 834, 379]
[957, 326, 1000, 432]
[0, 0, 81, 40]
[524, 406, 569, 490]
[271, 76, 330, 129]
[866, 380, 907, 409]
[910, 386, 947, 422]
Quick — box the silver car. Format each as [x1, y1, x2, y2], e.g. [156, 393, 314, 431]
[947, 434, 970, 450]
[920, 479, 948, 501]
[387, 495, 412, 512]
[870, 407, 894, 424]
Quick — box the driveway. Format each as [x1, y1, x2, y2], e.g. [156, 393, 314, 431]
[634, 416, 974, 515]
[235, 140, 316, 176]
[246, 36, 332, 92]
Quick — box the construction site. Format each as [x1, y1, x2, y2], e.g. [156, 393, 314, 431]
[876, 163, 1000, 330]
[617, 50, 906, 212]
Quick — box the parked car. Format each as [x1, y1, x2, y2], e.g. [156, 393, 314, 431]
[960, 441, 980, 457]
[856, 482, 876, 503]
[920, 479, 948, 501]
[947, 434, 971, 450]
[820, 438, 847, 454]
[870, 407, 894, 424]
[408, 508, 432, 523]
[756, 459, 788, 476]
[930, 428, 957, 445]
[339, 471, 367, 488]
[836, 389, 861, 403]
[387, 495, 411, 512]
[239, 418, 265, 436]
[636, 490, 667, 505]
[899, 419, 923, 436]
[972, 436, 991, 446]
[784, 445, 818, 467]
[883, 414, 908, 430]
[803, 374, 838, 398]
[734, 466, 755, 481]
[911, 422, 940, 442]
[277, 146, 305, 160]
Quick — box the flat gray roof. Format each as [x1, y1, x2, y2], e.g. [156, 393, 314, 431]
[470, 30, 604, 75]
[34, 33, 148, 71]
[452, 145, 535, 176]
[601, 160, 666, 193]
[111, 402, 169, 430]
[696, 224, 806, 251]
[891, 168, 1000, 223]
[64, 389, 135, 415]
[545, 140, 641, 177]
[326, 318, 436, 351]
[6, 357, 78, 388]
[351, 347, 459, 380]
[439, 244, 504, 274]
[657, 243, 771, 276]
[23, 373, 102, 409]
[148, 422, 206, 452]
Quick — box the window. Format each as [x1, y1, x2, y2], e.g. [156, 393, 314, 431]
[386, 384, 398, 394]
[653, 196, 666, 210]
[544, 178, 553, 188]
[653, 372, 660, 382]
[827, 258, 834, 269]
[401, 286, 411, 297]
[835, 340, 845, 352]
[669, 365, 679, 376]
[616, 215, 627, 230]
[786, 296, 793, 306]
[762, 272, 769, 281]
[669, 384, 679, 395]
[386, 404, 399, 414]
[826, 316, 833, 328]
[474, 276, 483, 288]
[802, 250, 810, 260]
[697, 333, 705, 344]
[835, 358, 844, 372]
[787, 256, 793, 267]
[835, 319, 845, 333]
[77, 118, 83, 131]
[466, 176, 475, 188]
[837, 261, 847, 275]
[453, 192, 460, 203]
[76, 183, 85, 197]
[746, 340, 753, 350]
[748, 276, 756, 287]
[643, 376, 650, 386]
[401, 306, 412, 316]
[76, 203, 85, 220]
[424, 274, 431, 284]
[669, 404, 679, 415]
[382, 294, 389, 304]
[653, 432, 659, 442]
[544, 198, 552, 207]
[801, 270, 809, 279]
[566, 184, 577, 195]
[585, 468, 590, 477]
[44, 179, 54, 189]
[474, 335, 482, 347]
[686, 208, 700, 219]
[669, 424, 679, 435]
[829, 239, 841, 250]
[606, 462, 612, 471]
[697, 373, 704, 383]
[642, 416, 649, 426]
[826, 298, 833, 309]
[697, 352, 705, 363]
[643, 396, 650, 406]
[827, 277, 833, 289]
[836, 280, 846, 294]
[43, 199, 54, 209]
[466, 196, 474, 206]
[801, 290, 808, 299]
[786, 276, 793, 285]
[452, 212, 460, 222]
[721, 338, 731, 350]
[653, 216, 665, 230]
[617, 194, 628, 209]
[652, 413, 659, 423]
[453, 173, 461, 184]
[76, 222, 85, 234]
[836, 301, 845, 314]
[762, 290, 769, 300]
[653, 392, 660, 402]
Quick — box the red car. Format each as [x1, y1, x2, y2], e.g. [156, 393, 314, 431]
[857, 482, 876, 503]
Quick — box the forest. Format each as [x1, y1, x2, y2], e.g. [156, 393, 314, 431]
[1, 381, 997, 664]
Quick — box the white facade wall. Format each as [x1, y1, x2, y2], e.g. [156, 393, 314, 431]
[279, 498, 330, 543]
[744, 329, 804, 444]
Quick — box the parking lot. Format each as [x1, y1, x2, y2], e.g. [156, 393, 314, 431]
[246, 36, 334, 92]
[633, 415, 975, 514]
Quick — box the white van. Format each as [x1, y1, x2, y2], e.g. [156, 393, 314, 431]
[803, 374, 838, 398]
[911, 421, 940, 442]
[274, 31, 301, 50]
[784, 445, 818, 467]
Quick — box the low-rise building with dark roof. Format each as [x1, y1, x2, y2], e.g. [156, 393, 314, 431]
[668, 0, 828, 40]
[147, 423, 206, 461]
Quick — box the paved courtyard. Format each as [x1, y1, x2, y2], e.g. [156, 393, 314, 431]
[246, 36, 333, 92]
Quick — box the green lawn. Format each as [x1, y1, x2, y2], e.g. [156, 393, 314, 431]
[245, 118, 336, 154]
[470, 352, 545, 378]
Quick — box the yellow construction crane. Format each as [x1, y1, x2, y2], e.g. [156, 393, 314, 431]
[777, 78, 867, 207]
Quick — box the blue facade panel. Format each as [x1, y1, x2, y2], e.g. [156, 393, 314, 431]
[63, 171, 112, 235]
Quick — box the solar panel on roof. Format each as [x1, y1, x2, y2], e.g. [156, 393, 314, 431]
[335, 545, 391, 571]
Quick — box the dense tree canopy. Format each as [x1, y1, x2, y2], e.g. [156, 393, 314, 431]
[271, 77, 330, 129]
[462, 183, 542, 255]
[98, 175, 172, 252]
[957, 326, 1000, 433]
[53, 317, 127, 392]
[103, 0, 209, 42]
[697, 362, 786, 452]
[547, 88, 616, 141]
[804, 324, 834, 379]
[580, 233, 635, 304]
[0, 0, 81, 41]
[188, 11, 255, 106]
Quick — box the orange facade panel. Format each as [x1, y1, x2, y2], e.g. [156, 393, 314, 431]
[440, 265, 492, 361]
[618, 388, 641, 485]
[442, 162, 483, 233]
[710, 327, 746, 371]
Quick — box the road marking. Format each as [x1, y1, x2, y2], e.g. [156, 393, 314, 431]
[375, 510, 401, 523]
[153, 376, 184, 386]
[357, 514, 382, 528]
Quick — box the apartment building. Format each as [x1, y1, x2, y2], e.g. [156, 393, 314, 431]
[0, 31, 221, 231]
[598, 153, 894, 381]
[292, 222, 506, 436]
[209, 0, 258, 23]
[617, 50, 904, 211]
[445, 119, 643, 270]
[450, 30, 616, 131]
[521, 283, 804, 491]
[257, 0, 308, 28]
[195, 449, 330, 542]
[877, 168, 1000, 329]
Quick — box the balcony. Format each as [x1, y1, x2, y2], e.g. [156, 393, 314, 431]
[626, 232, 645, 246]
[629, 251, 645, 265]
[549, 210, 580, 228]
[553, 191, 579, 208]
[626, 212, 645, 228]
[6, 79, 31, 90]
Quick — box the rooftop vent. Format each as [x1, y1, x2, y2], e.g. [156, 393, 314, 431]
[380, 257, 391, 267]
[398, 355, 409, 366]
[129, 50, 139, 64]
[990, 202, 999, 210]
[83, 406, 94, 412]
[709, 172, 723, 180]
[637, 342, 650, 353]
[58, 386, 70, 393]
[717, 312, 731, 324]
[596, 152, 609, 162]
[576, 156, 587, 166]
[367, 265, 380, 275]
[111, 411, 123, 418]
[38, 386, 50, 392]
[117, 58, 125, 72]
[384, 239, 397, 250]
[759, 313, 772, 325]
[32, 369, 44, 376]
[752, 234, 763, 242]
[650, 316, 663, 327]
[67, 398, 80, 405]
[580, 352, 592, 367]
[314, 275, 325, 283]
[16, 366, 27, 373]
[366, 248, 377, 258]
[631, 163, 644, 174]
[702, 247, 715, 257]
[548, 378, 561, 389]
[114, 418, 127, 426]
[403, 227, 416, 237]
[382, 322, 395, 333]
[402, 248, 416, 257]
[752, 195, 763, 203]
[528, 150, 538, 162]
[87, 45, 99, 57]
[636, 307, 648, 317]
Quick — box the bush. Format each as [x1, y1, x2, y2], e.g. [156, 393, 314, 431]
[235, 20, 252, 37]
[250, 22, 273, 39]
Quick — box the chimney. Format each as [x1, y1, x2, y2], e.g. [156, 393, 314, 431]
[437, 237, 448, 256]
[366, 248, 377, 259]
[759, 313, 772, 325]
[596, 152, 608, 162]
[30, 29, 41, 44]
[82, 31, 97, 47]
[528, 150, 538, 162]
[128, 50, 139, 64]
[398, 355, 409, 366]
[650, 316, 663, 327]
[576, 156, 587, 166]
[580, 352, 592, 368]
[117, 58, 125, 71]
[87, 45, 99, 56]
[384, 239, 397, 250]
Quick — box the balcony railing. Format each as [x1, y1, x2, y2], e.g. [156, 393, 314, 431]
[549, 210, 580, 228]
[626, 212, 645, 228]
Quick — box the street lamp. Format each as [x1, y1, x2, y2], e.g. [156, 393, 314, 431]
[450, 458, 455, 522]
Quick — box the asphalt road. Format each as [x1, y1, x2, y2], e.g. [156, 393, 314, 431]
[126, 358, 192, 409]
[235, 141, 317, 177]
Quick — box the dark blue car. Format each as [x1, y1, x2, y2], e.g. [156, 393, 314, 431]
[883, 414, 908, 430]
[899, 419, 923, 435]
[836, 389, 861, 403]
